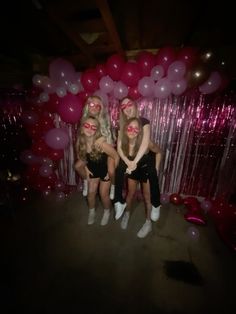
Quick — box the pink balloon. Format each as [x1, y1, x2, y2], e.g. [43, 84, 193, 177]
[121, 62, 141, 87]
[150, 65, 164, 81]
[99, 75, 114, 94]
[49, 58, 76, 87]
[128, 86, 141, 100]
[57, 93, 83, 123]
[171, 79, 187, 96]
[136, 51, 155, 76]
[45, 128, 69, 150]
[167, 61, 186, 81]
[199, 71, 222, 94]
[200, 199, 212, 213]
[106, 54, 125, 81]
[137, 76, 154, 97]
[155, 46, 176, 74]
[154, 78, 172, 99]
[160, 193, 170, 204]
[93, 90, 109, 106]
[81, 69, 99, 92]
[113, 81, 128, 100]
[177, 46, 198, 69]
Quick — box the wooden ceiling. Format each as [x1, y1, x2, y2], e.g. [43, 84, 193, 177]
[1, 0, 236, 87]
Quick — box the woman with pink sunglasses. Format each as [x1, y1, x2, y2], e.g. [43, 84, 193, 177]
[74, 95, 116, 199]
[114, 97, 161, 226]
[117, 117, 160, 238]
[75, 116, 119, 226]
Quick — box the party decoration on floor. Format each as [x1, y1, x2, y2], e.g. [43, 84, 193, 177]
[170, 193, 183, 206]
[183, 196, 207, 225]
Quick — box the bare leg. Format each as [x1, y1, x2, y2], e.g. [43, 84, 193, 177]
[107, 156, 115, 185]
[126, 179, 138, 213]
[87, 178, 99, 209]
[99, 180, 111, 209]
[141, 180, 152, 220]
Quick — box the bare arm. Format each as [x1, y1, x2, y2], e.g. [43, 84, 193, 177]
[133, 124, 150, 164]
[101, 142, 119, 168]
[117, 131, 131, 166]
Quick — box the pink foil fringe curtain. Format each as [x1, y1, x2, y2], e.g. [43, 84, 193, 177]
[1, 89, 235, 200]
[57, 91, 236, 200]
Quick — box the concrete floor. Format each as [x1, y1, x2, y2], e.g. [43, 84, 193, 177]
[1, 192, 236, 314]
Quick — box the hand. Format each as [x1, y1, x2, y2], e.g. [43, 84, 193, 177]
[85, 167, 93, 179]
[127, 160, 137, 172]
[104, 173, 110, 181]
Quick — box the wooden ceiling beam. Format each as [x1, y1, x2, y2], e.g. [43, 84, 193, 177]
[45, 4, 96, 66]
[95, 0, 124, 57]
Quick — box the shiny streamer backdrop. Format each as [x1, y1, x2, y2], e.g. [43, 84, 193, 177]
[1, 90, 235, 200]
[59, 91, 236, 200]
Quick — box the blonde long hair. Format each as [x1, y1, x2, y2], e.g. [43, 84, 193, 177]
[75, 117, 103, 161]
[82, 95, 113, 144]
[119, 97, 139, 139]
[121, 117, 143, 157]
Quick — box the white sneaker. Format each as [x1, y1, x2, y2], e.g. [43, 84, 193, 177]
[88, 208, 95, 225]
[109, 184, 115, 200]
[151, 205, 161, 222]
[137, 220, 152, 238]
[82, 180, 88, 197]
[100, 209, 110, 226]
[121, 211, 130, 229]
[114, 202, 126, 220]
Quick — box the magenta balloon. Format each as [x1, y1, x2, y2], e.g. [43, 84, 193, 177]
[49, 58, 75, 87]
[106, 54, 125, 81]
[45, 128, 69, 150]
[96, 64, 107, 79]
[199, 71, 222, 94]
[113, 81, 128, 100]
[155, 46, 176, 74]
[81, 69, 99, 92]
[177, 46, 198, 69]
[39, 164, 53, 177]
[171, 79, 187, 96]
[57, 93, 83, 123]
[137, 51, 156, 76]
[121, 62, 141, 87]
[137, 76, 154, 97]
[150, 65, 164, 81]
[99, 75, 114, 94]
[154, 78, 172, 99]
[128, 86, 141, 100]
[167, 61, 186, 81]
